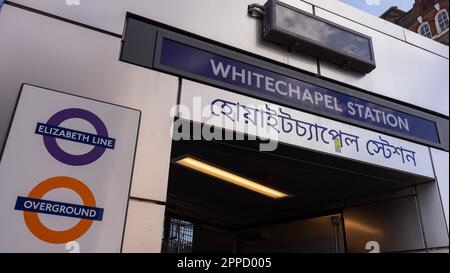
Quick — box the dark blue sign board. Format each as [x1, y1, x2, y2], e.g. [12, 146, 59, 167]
[0, 0, 4, 8]
[159, 38, 440, 144]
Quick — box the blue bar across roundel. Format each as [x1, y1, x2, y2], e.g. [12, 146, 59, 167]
[15, 196, 104, 221]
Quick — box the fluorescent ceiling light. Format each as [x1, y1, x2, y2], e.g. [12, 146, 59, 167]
[175, 157, 289, 199]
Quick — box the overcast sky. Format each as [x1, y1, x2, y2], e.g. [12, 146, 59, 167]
[339, 0, 414, 16]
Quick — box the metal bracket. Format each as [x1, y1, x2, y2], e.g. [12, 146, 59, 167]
[248, 3, 265, 19]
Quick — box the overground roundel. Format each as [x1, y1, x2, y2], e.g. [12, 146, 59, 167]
[35, 108, 116, 166]
[14, 176, 104, 244]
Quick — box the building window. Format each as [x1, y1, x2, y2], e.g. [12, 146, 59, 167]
[418, 22, 432, 38]
[436, 10, 449, 33]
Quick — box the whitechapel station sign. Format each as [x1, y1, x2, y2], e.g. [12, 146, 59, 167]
[179, 81, 434, 179]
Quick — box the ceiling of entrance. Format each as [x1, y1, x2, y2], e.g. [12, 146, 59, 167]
[167, 137, 428, 229]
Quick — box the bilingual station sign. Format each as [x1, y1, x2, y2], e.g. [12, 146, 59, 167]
[0, 85, 140, 252]
[158, 38, 440, 145]
[180, 81, 435, 179]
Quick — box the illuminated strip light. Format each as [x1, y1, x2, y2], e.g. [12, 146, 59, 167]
[175, 157, 289, 199]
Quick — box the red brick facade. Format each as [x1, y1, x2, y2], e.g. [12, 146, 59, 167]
[380, 0, 449, 45]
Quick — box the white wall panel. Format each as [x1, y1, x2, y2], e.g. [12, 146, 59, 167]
[122, 199, 165, 253]
[302, 0, 406, 40]
[7, 1, 449, 116]
[431, 148, 449, 230]
[8, 0, 318, 74]
[302, 0, 449, 58]
[280, 0, 313, 14]
[316, 7, 449, 116]
[403, 28, 450, 59]
[0, 5, 177, 202]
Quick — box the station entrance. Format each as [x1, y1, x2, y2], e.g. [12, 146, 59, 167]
[161, 122, 427, 253]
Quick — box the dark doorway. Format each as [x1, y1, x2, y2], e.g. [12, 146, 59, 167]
[162, 213, 344, 253]
[162, 122, 428, 253]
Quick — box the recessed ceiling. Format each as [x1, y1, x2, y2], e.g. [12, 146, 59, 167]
[166, 137, 426, 229]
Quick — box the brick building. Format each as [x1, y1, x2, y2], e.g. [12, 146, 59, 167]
[381, 0, 449, 45]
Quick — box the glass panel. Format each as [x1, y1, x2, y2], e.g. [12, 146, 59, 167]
[419, 24, 432, 38]
[438, 11, 449, 32]
[275, 4, 372, 61]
